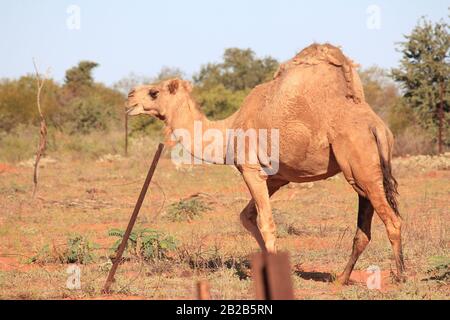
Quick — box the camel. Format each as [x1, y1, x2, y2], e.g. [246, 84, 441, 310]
[126, 43, 405, 284]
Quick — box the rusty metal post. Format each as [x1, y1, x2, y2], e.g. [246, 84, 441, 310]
[102, 143, 164, 294]
[251, 252, 294, 300]
[197, 280, 211, 300]
[124, 111, 128, 157]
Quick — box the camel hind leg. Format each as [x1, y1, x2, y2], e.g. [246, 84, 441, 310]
[332, 127, 405, 284]
[336, 195, 374, 284]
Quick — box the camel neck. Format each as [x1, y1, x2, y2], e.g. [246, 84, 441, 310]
[166, 96, 238, 164]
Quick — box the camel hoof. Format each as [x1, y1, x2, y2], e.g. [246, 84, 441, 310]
[334, 274, 349, 285]
[391, 271, 407, 283]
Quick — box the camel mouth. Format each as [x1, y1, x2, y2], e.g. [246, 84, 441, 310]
[125, 105, 138, 115]
[155, 113, 166, 121]
[126, 105, 166, 121]
[147, 108, 166, 121]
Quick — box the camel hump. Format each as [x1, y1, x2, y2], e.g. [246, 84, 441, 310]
[275, 43, 363, 104]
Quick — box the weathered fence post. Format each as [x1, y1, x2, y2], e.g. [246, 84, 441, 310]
[102, 143, 164, 294]
[124, 108, 128, 157]
[251, 252, 294, 300]
[197, 280, 211, 300]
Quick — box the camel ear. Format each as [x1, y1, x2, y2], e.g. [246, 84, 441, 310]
[167, 79, 179, 94]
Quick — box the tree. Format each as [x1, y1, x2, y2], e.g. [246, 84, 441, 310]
[391, 17, 449, 153]
[64, 84, 124, 134]
[193, 48, 278, 119]
[113, 72, 153, 96]
[193, 85, 249, 120]
[359, 66, 400, 121]
[64, 61, 99, 95]
[0, 76, 60, 132]
[194, 48, 278, 91]
[154, 66, 184, 83]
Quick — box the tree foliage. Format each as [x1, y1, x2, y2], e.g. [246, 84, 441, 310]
[64, 60, 99, 95]
[64, 84, 124, 134]
[0, 76, 60, 132]
[194, 48, 278, 91]
[193, 48, 278, 119]
[391, 17, 449, 146]
[359, 66, 401, 121]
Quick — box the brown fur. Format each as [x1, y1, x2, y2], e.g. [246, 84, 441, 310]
[372, 127, 399, 216]
[274, 43, 362, 103]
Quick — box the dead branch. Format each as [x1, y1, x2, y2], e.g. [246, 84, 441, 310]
[32, 59, 50, 198]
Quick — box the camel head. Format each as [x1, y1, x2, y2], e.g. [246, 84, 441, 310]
[126, 78, 193, 121]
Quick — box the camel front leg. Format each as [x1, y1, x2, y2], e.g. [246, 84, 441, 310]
[240, 200, 266, 251]
[240, 179, 289, 252]
[241, 166, 276, 253]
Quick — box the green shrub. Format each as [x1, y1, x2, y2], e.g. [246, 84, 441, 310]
[63, 234, 98, 264]
[166, 198, 210, 222]
[108, 227, 177, 261]
[0, 124, 39, 163]
[393, 125, 436, 156]
[424, 256, 450, 283]
[29, 234, 98, 264]
[53, 129, 124, 159]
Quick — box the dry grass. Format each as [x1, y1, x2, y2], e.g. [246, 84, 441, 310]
[0, 144, 448, 300]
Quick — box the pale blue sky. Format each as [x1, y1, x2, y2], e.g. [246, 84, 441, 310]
[0, 0, 448, 85]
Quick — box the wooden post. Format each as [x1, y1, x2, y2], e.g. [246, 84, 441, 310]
[197, 280, 211, 300]
[102, 143, 164, 294]
[251, 252, 294, 300]
[124, 108, 128, 157]
[438, 81, 444, 154]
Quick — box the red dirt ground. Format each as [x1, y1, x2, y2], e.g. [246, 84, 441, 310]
[0, 163, 18, 174]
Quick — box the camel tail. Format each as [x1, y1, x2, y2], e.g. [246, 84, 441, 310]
[371, 127, 400, 216]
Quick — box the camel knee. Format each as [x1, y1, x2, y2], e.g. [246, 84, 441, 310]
[354, 230, 371, 246]
[376, 206, 402, 242]
[351, 229, 371, 255]
[370, 193, 402, 233]
[240, 206, 257, 230]
[256, 215, 276, 235]
[256, 216, 277, 251]
[386, 221, 402, 242]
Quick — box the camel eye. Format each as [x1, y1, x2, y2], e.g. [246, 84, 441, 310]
[149, 89, 159, 99]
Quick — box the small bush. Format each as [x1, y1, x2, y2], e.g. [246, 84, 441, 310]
[52, 129, 124, 160]
[63, 234, 98, 264]
[166, 198, 210, 222]
[108, 227, 177, 261]
[273, 209, 303, 238]
[424, 256, 450, 283]
[28, 244, 55, 264]
[177, 244, 224, 270]
[393, 125, 436, 156]
[0, 124, 39, 163]
[176, 241, 251, 279]
[29, 234, 98, 264]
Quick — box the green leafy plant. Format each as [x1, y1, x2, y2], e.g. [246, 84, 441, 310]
[28, 244, 54, 264]
[108, 228, 177, 261]
[424, 256, 450, 283]
[63, 234, 97, 264]
[166, 198, 210, 222]
[29, 234, 97, 264]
